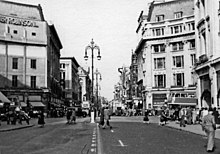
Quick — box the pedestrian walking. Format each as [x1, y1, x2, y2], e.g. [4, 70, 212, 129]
[66, 108, 72, 124]
[192, 108, 197, 124]
[38, 110, 45, 128]
[201, 108, 216, 153]
[102, 107, 112, 129]
[99, 107, 105, 127]
[143, 110, 149, 124]
[179, 108, 187, 127]
[70, 108, 76, 124]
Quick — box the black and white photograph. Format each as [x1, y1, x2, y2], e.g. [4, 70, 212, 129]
[0, 0, 220, 153]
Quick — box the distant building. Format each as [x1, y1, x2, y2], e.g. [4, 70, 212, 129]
[194, 0, 220, 108]
[135, 0, 197, 109]
[78, 66, 91, 105]
[0, 1, 63, 111]
[60, 57, 80, 107]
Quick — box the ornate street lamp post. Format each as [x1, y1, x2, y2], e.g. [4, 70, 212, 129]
[94, 69, 102, 112]
[84, 39, 101, 123]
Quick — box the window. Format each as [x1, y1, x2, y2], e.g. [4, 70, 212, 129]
[173, 73, 184, 86]
[12, 58, 18, 69]
[60, 63, 65, 69]
[154, 57, 165, 69]
[172, 42, 184, 51]
[156, 15, 164, 22]
[32, 32, 36, 36]
[189, 40, 195, 49]
[174, 12, 183, 19]
[153, 44, 166, 53]
[13, 30, 18, 34]
[154, 28, 164, 36]
[12, 75, 18, 87]
[30, 76, 36, 88]
[173, 56, 184, 68]
[174, 26, 179, 33]
[155, 74, 166, 87]
[30, 59, 36, 69]
[191, 54, 196, 66]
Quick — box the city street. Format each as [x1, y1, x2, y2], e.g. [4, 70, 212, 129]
[0, 117, 97, 154]
[1, 116, 220, 154]
[98, 116, 220, 154]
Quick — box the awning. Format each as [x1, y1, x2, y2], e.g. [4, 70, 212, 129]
[30, 102, 45, 107]
[168, 97, 198, 106]
[0, 91, 11, 103]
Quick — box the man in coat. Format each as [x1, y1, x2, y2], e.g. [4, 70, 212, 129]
[201, 108, 216, 152]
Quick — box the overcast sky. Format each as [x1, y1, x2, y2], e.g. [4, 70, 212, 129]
[11, 0, 151, 100]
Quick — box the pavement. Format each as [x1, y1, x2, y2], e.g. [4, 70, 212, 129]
[0, 116, 90, 132]
[148, 116, 220, 140]
[1, 116, 220, 140]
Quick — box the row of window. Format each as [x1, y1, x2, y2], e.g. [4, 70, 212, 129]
[156, 12, 183, 22]
[154, 54, 196, 69]
[152, 22, 195, 36]
[154, 73, 184, 87]
[12, 75, 36, 88]
[12, 58, 36, 69]
[152, 40, 195, 53]
[7, 26, 36, 37]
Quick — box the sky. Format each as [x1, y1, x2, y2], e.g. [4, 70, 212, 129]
[10, 0, 151, 100]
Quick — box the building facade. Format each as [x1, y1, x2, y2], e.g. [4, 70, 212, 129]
[0, 1, 63, 111]
[135, 0, 197, 109]
[194, 0, 220, 108]
[78, 66, 91, 107]
[60, 57, 80, 107]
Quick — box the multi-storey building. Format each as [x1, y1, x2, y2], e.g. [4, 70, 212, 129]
[135, 0, 197, 109]
[60, 57, 80, 107]
[129, 52, 143, 110]
[0, 1, 63, 111]
[78, 66, 91, 108]
[194, 0, 220, 108]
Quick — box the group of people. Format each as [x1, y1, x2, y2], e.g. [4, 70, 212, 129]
[156, 106, 218, 153]
[99, 106, 112, 129]
[66, 108, 76, 124]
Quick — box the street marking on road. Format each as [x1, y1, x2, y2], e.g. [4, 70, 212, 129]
[118, 140, 127, 147]
[111, 129, 114, 133]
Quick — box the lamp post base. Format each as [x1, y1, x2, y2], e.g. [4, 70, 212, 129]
[90, 111, 95, 123]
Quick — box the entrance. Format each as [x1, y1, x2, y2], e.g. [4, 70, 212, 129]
[201, 89, 211, 108]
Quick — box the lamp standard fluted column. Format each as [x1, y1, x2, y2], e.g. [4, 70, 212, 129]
[84, 39, 101, 123]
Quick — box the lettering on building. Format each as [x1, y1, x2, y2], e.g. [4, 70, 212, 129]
[0, 16, 39, 28]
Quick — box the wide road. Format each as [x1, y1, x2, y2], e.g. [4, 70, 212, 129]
[0, 118, 96, 154]
[98, 116, 220, 154]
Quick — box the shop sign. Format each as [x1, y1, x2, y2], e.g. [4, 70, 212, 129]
[0, 16, 38, 28]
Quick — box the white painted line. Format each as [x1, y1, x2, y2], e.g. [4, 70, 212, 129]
[118, 140, 125, 147]
[91, 148, 96, 152]
[91, 143, 96, 147]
